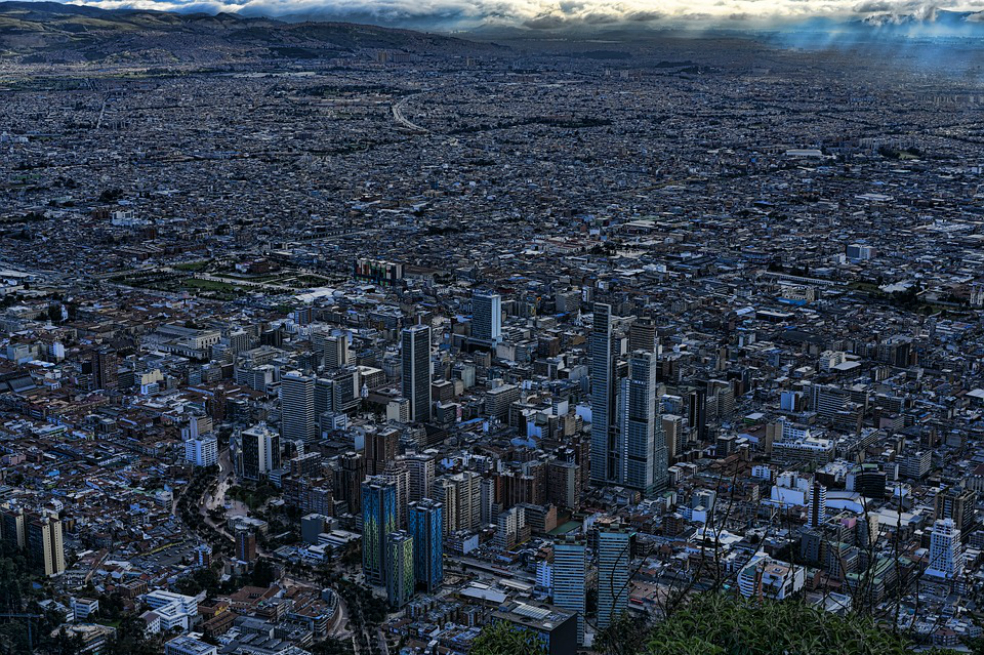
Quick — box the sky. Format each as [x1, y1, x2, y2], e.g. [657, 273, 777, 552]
[45, 0, 984, 32]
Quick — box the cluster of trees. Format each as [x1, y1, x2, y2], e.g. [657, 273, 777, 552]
[474, 595, 963, 655]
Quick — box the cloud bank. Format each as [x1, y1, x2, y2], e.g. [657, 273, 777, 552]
[56, 0, 984, 32]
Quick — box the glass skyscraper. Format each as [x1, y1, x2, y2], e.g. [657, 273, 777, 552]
[590, 303, 619, 485]
[472, 291, 502, 344]
[401, 324, 432, 423]
[362, 476, 398, 586]
[385, 531, 415, 608]
[623, 350, 665, 496]
[597, 528, 631, 630]
[552, 536, 586, 645]
[408, 498, 444, 593]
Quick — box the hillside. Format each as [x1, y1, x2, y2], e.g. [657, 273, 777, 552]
[0, 1, 501, 66]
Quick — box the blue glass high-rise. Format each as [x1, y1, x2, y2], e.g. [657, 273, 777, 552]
[362, 476, 398, 586]
[408, 498, 443, 593]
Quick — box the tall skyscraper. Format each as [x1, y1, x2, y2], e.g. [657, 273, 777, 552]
[622, 350, 666, 496]
[590, 303, 619, 486]
[927, 518, 963, 580]
[385, 531, 415, 608]
[809, 480, 827, 530]
[408, 499, 443, 593]
[240, 424, 281, 481]
[687, 384, 708, 443]
[432, 477, 458, 536]
[336, 451, 365, 515]
[314, 377, 334, 429]
[91, 347, 118, 391]
[552, 536, 586, 645]
[366, 427, 400, 476]
[472, 291, 502, 344]
[405, 452, 436, 504]
[934, 486, 977, 534]
[597, 528, 631, 630]
[324, 335, 349, 369]
[362, 477, 398, 586]
[281, 371, 316, 443]
[401, 325, 432, 424]
[28, 515, 65, 577]
[627, 319, 656, 353]
[235, 529, 257, 564]
[2, 509, 26, 549]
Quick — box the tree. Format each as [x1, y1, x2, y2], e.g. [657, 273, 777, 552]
[640, 594, 959, 655]
[308, 637, 355, 655]
[470, 621, 548, 655]
[595, 611, 650, 655]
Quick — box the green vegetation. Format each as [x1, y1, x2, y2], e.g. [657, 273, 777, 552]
[607, 595, 957, 655]
[476, 595, 964, 655]
[173, 260, 211, 272]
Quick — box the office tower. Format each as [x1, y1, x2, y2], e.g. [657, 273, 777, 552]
[241, 425, 281, 481]
[546, 460, 581, 511]
[453, 471, 482, 531]
[432, 477, 458, 536]
[934, 486, 977, 534]
[314, 378, 334, 428]
[405, 452, 436, 503]
[367, 427, 400, 476]
[687, 385, 708, 443]
[472, 291, 502, 344]
[622, 350, 666, 496]
[235, 530, 257, 563]
[185, 434, 219, 468]
[628, 319, 656, 353]
[597, 529, 631, 630]
[385, 531, 415, 608]
[362, 477, 398, 586]
[590, 303, 619, 486]
[331, 366, 361, 414]
[552, 537, 587, 645]
[336, 451, 365, 515]
[927, 519, 963, 580]
[324, 335, 348, 369]
[28, 515, 65, 577]
[494, 506, 527, 551]
[809, 480, 827, 530]
[408, 499, 443, 593]
[381, 464, 410, 529]
[281, 371, 316, 443]
[401, 325, 432, 423]
[2, 509, 26, 549]
[91, 347, 118, 391]
[662, 414, 683, 460]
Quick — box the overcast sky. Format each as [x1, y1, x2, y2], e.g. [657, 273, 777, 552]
[44, 0, 984, 31]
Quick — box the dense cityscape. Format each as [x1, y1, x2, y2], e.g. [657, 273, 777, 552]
[2, 2, 984, 654]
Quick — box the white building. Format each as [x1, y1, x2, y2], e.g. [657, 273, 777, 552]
[738, 553, 805, 600]
[926, 519, 963, 580]
[144, 590, 204, 632]
[184, 435, 218, 468]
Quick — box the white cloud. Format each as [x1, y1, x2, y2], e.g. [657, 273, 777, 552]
[62, 0, 984, 29]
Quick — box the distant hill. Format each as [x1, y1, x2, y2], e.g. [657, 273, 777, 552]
[0, 1, 502, 66]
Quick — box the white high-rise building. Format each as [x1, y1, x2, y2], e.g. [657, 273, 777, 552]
[185, 435, 218, 468]
[926, 518, 963, 580]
